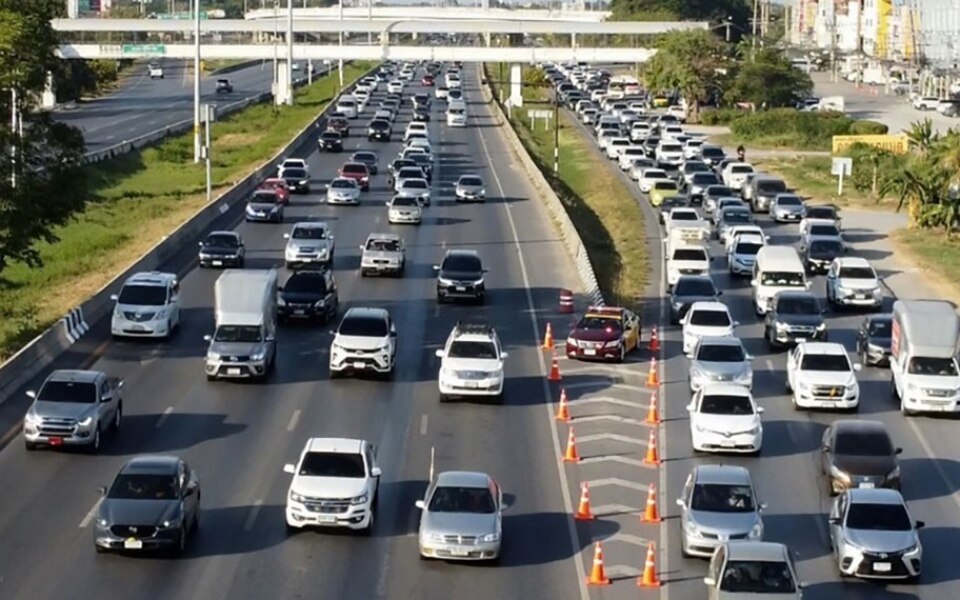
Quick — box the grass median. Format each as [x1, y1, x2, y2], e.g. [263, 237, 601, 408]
[0, 61, 374, 361]
[893, 229, 960, 305]
[484, 64, 648, 306]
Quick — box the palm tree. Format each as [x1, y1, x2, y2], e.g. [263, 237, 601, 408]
[932, 129, 960, 186]
[905, 119, 938, 155]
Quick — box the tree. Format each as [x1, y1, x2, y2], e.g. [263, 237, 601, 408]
[0, 0, 88, 272]
[643, 29, 728, 122]
[726, 48, 813, 108]
[611, 0, 752, 38]
[905, 119, 938, 155]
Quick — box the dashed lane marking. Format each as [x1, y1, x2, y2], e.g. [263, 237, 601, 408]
[79, 498, 103, 528]
[286, 409, 301, 432]
[419, 414, 428, 436]
[244, 499, 263, 531]
[155, 406, 174, 429]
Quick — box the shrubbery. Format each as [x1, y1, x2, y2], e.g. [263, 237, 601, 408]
[729, 109, 889, 151]
[699, 108, 749, 126]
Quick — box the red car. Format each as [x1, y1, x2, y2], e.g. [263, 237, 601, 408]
[339, 162, 370, 191]
[259, 178, 291, 205]
[565, 306, 642, 363]
[421, 74, 435, 87]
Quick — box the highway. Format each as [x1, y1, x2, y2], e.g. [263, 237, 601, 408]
[561, 101, 960, 599]
[0, 67, 590, 599]
[54, 58, 280, 153]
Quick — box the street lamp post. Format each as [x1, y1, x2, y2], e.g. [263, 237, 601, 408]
[553, 92, 559, 175]
[286, 0, 294, 105]
[193, 0, 201, 163]
[338, 0, 344, 89]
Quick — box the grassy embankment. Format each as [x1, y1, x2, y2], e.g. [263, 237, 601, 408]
[0, 62, 374, 360]
[485, 64, 648, 306]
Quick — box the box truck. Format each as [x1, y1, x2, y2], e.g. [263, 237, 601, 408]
[890, 299, 960, 415]
[204, 270, 278, 381]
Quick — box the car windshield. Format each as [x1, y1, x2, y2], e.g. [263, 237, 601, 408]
[38, 380, 97, 403]
[675, 279, 717, 296]
[807, 207, 836, 219]
[283, 169, 307, 179]
[428, 486, 496, 514]
[661, 144, 682, 152]
[800, 353, 850, 371]
[342, 164, 366, 175]
[810, 240, 843, 254]
[674, 249, 707, 261]
[339, 315, 388, 337]
[367, 239, 400, 252]
[294, 227, 326, 240]
[735, 242, 762, 256]
[118, 284, 167, 306]
[720, 560, 796, 593]
[398, 168, 422, 179]
[730, 165, 753, 174]
[700, 394, 754, 415]
[331, 179, 356, 189]
[251, 192, 279, 204]
[908, 357, 959, 376]
[108, 474, 178, 501]
[449, 341, 498, 359]
[690, 483, 755, 513]
[810, 225, 840, 237]
[392, 197, 419, 207]
[835, 430, 893, 456]
[868, 319, 892, 337]
[689, 310, 731, 327]
[205, 234, 239, 248]
[299, 452, 366, 478]
[460, 177, 483, 186]
[692, 174, 717, 183]
[701, 148, 724, 158]
[757, 180, 788, 194]
[214, 325, 262, 343]
[697, 343, 746, 362]
[284, 274, 326, 294]
[707, 186, 735, 197]
[654, 182, 677, 191]
[442, 255, 481, 272]
[723, 210, 752, 224]
[775, 195, 802, 207]
[645, 170, 666, 179]
[672, 212, 698, 221]
[778, 297, 820, 315]
[845, 502, 912, 531]
[578, 316, 623, 332]
[839, 266, 875, 279]
[353, 153, 376, 162]
[321, 132, 340, 140]
[760, 271, 805, 287]
[404, 180, 428, 190]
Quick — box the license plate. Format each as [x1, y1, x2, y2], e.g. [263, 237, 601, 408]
[450, 548, 470, 556]
[858, 482, 875, 489]
[584, 349, 597, 356]
[353, 361, 365, 369]
[318, 515, 336, 523]
[49, 437, 64, 446]
[721, 440, 736, 447]
[464, 381, 479, 389]
[294, 309, 305, 315]
[455, 286, 466, 292]
[873, 562, 892, 573]
[856, 294, 867, 299]
[212, 260, 222, 266]
[227, 368, 241, 375]
[124, 538, 143, 550]
[795, 338, 807, 343]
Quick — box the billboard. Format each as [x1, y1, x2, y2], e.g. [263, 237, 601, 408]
[832, 134, 910, 155]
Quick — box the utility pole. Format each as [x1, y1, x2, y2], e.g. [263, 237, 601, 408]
[272, 0, 279, 105]
[286, 0, 294, 105]
[338, 0, 344, 89]
[855, 0, 864, 88]
[193, 0, 201, 163]
[10, 88, 17, 189]
[751, 0, 759, 59]
[830, 12, 838, 83]
[553, 91, 559, 175]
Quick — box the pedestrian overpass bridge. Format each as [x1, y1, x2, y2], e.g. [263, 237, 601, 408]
[243, 6, 612, 23]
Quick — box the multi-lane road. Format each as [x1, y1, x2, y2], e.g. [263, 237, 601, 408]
[0, 68, 597, 599]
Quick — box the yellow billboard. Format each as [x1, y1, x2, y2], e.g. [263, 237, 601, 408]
[832, 134, 910, 155]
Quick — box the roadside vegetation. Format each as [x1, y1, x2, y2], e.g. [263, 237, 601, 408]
[486, 64, 648, 306]
[0, 61, 373, 360]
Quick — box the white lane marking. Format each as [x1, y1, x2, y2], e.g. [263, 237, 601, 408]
[286, 409, 302, 432]
[155, 406, 174, 429]
[419, 414, 428, 436]
[572, 414, 648, 427]
[766, 359, 775, 372]
[244, 499, 263, 531]
[592, 503, 640, 516]
[589, 477, 650, 491]
[577, 433, 647, 445]
[602, 532, 655, 547]
[474, 70, 590, 599]
[580, 455, 649, 468]
[79, 498, 103, 528]
[105, 135, 115, 141]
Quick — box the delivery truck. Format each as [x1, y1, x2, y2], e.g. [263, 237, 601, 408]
[890, 299, 960, 415]
[204, 269, 278, 381]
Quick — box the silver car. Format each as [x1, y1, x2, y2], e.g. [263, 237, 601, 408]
[828, 488, 923, 580]
[455, 174, 486, 202]
[386, 195, 422, 224]
[283, 222, 335, 268]
[689, 336, 753, 392]
[416, 471, 503, 563]
[678, 465, 765, 558]
[769, 193, 806, 223]
[23, 369, 123, 453]
[325, 177, 360, 205]
[703, 542, 804, 599]
[360, 233, 405, 277]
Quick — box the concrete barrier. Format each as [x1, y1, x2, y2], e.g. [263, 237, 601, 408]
[0, 64, 373, 406]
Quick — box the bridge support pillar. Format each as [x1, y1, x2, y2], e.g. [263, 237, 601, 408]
[274, 60, 293, 106]
[41, 72, 56, 110]
[484, 32, 492, 47]
[508, 64, 523, 107]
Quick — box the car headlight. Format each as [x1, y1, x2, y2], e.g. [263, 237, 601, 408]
[277, 297, 286, 307]
[251, 351, 266, 361]
[846, 382, 858, 392]
[299, 179, 309, 185]
[160, 516, 183, 529]
[829, 465, 851, 482]
[207, 351, 221, 360]
[424, 531, 445, 543]
[886, 466, 901, 481]
[566, 337, 577, 346]
[903, 543, 920, 555]
[906, 382, 919, 392]
[775, 322, 789, 331]
[684, 520, 700, 535]
[816, 323, 827, 331]
[473, 277, 484, 285]
[96, 517, 109, 527]
[438, 277, 455, 286]
[797, 381, 811, 392]
[835, 286, 851, 295]
[269, 205, 280, 213]
[482, 532, 501, 542]
[604, 339, 622, 349]
[77, 416, 94, 427]
[746, 424, 761, 435]
[290, 491, 306, 503]
[24, 411, 41, 425]
[350, 493, 369, 505]
[314, 300, 327, 308]
[154, 310, 168, 320]
[749, 522, 764, 539]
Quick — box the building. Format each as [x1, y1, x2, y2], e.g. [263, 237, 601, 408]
[916, 0, 960, 67]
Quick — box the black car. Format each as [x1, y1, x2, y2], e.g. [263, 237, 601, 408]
[804, 204, 841, 227]
[351, 151, 379, 175]
[245, 190, 284, 223]
[413, 105, 431, 122]
[763, 290, 827, 349]
[281, 167, 311, 193]
[318, 130, 343, 152]
[327, 115, 350, 137]
[821, 420, 902, 495]
[642, 136, 661, 158]
[388, 158, 417, 186]
[699, 145, 726, 167]
[367, 119, 392, 142]
[856, 314, 893, 366]
[412, 93, 431, 109]
[435, 249, 486, 304]
[93, 455, 200, 556]
[198, 231, 245, 268]
[215, 78, 233, 94]
[658, 195, 690, 223]
[278, 270, 339, 324]
[669, 275, 721, 324]
[801, 238, 845, 273]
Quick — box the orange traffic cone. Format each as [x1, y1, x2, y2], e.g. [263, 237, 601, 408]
[586, 542, 611, 586]
[548, 353, 562, 382]
[574, 482, 595, 521]
[643, 429, 661, 465]
[644, 391, 661, 425]
[637, 543, 662, 588]
[555, 388, 571, 422]
[641, 483, 661, 523]
[649, 326, 660, 352]
[541, 322, 555, 351]
[646, 357, 660, 388]
[562, 426, 581, 463]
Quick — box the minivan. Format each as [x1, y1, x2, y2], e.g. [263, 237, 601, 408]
[751, 246, 809, 316]
[335, 95, 359, 119]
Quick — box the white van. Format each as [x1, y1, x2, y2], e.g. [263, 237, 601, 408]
[751, 246, 808, 315]
[336, 94, 359, 119]
[446, 102, 467, 127]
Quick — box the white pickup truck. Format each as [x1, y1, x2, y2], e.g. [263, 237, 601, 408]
[785, 342, 861, 411]
[148, 64, 164, 79]
[666, 241, 710, 288]
[664, 208, 709, 240]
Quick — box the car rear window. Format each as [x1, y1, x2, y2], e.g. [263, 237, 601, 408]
[428, 486, 495, 514]
[367, 239, 400, 252]
[689, 310, 731, 327]
[696, 343, 745, 362]
[673, 249, 707, 261]
[654, 182, 677, 191]
[342, 164, 367, 174]
[283, 169, 307, 179]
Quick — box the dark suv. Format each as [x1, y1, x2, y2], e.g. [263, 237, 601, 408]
[278, 270, 339, 325]
[215, 78, 233, 93]
[318, 130, 343, 152]
[764, 290, 827, 349]
[435, 250, 486, 304]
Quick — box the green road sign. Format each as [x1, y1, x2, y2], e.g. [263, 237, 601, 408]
[121, 44, 167, 57]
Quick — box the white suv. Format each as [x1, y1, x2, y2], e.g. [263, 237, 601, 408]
[786, 342, 861, 411]
[825, 257, 882, 308]
[329, 307, 397, 378]
[436, 323, 508, 403]
[284, 222, 335, 268]
[681, 301, 737, 356]
[110, 271, 181, 338]
[283, 437, 381, 534]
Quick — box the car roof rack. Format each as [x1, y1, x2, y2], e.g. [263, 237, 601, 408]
[454, 321, 494, 336]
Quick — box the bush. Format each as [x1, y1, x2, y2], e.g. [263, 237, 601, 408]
[729, 108, 887, 151]
[848, 120, 889, 135]
[842, 143, 906, 195]
[699, 107, 748, 126]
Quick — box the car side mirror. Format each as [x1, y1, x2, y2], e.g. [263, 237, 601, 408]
[828, 516, 841, 525]
[26, 390, 36, 399]
[283, 464, 296, 475]
[675, 498, 685, 508]
[759, 502, 768, 510]
[110, 294, 119, 301]
[203, 334, 212, 342]
[501, 352, 509, 359]
[415, 500, 426, 510]
[805, 282, 812, 289]
[716, 290, 723, 296]
[915, 520, 926, 529]
[98, 486, 107, 496]
[198, 241, 204, 247]
[895, 447, 903, 455]
[757, 406, 765, 414]
[822, 444, 830, 452]
[703, 577, 716, 586]
[371, 467, 382, 477]
[750, 279, 758, 286]
[359, 245, 365, 250]
[733, 320, 740, 327]
[432, 265, 440, 271]
[100, 394, 112, 403]
[853, 363, 863, 372]
[266, 334, 276, 342]
[686, 403, 694, 412]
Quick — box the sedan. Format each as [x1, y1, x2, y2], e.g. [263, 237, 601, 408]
[657, 195, 689, 224]
[339, 162, 370, 191]
[397, 177, 431, 206]
[455, 174, 486, 202]
[689, 336, 753, 392]
[351, 151, 379, 175]
[386, 195, 422, 224]
[281, 167, 311, 194]
[715, 206, 753, 245]
[198, 231, 245, 268]
[687, 385, 764, 454]
[259, 178, 291, 205]
[677, 465, 764, 558]
[367, 119, 392, 141]
[416, 471, 503, 563]
[681, 301, 737, 356]
[856, 314, 892, 366]
[826, 257, 882, 308]
[326, 177, 361, 205]
[801, 237, 845, 274]
[318, 130, 343, 152]
[703, 542, 802, 598]
[828, 488, 923, 580]
[821, 419, 902, 495]
[93, 455, 200, 556]
[769, 193, 806, 222]
[670, 275, 721, 324]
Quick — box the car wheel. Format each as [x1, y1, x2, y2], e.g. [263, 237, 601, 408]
[359, 509, 374, 536]
[113, 402, 122, 431]
[439, 392, 449, 403]
[88, 428, 101, 454]
[24, 441, 37, 451]
[617, 345, 626, 363]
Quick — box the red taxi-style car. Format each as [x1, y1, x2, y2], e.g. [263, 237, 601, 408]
[339, 162, 370, 191]
[421, 74, 435, 87]
[565, 306, 642, 363]
[259, 178, 291, 205]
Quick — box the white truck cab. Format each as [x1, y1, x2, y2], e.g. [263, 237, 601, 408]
[751, 246, 808, 315]
[786, 342, 861, 411]
[890, 300, 960, 415]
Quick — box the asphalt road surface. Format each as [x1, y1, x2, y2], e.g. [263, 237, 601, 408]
[0, 68, 593, 600]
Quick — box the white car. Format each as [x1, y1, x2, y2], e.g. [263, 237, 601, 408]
[596, 130, 620, 152]
[664, 208, 707, 238]
[278, 158, 309, 179]
[436, 322, 508, 402]
[661, 124, 685, 139]
[728, 233, 765, 276]
[639, 168, 669, 193]
[687, 384, 763, 454]
[329, 307, 397, 377]
[110, 271, 181, 338]
[387, 80, 404, 94]
[688, 336, 754, 392]
[335, 94, 359, 119]
[666, 104, 687, 122]
[629, 122, 651, 142]
[826, 257, 882, 308]
[666, 244, 710, 287]
[724, 225, 767, 252]
[325, 177, 361, 205]
[655, 140, 685, 167]
[683, 138, 704, 159]
[404, 122, 429, 141]
[629, 159, 657, 181]
[786, 342, 862, 411]
[445, 73, 462, 89]
[405, 138, 433, 160]
[373, 108, 395, 123]
[618, 147, 648, 171]
[604, 137, 632, 160]
[396, 177, 431, 206]
[148, 64, 164, 79]
[360, 233, 405, 277]
[681, 301, 737, 356]
[283, 437, 381, 533]
[283, 222, 335, 268]
[386, 195, 422, 224]
[722, 162, 755, 191]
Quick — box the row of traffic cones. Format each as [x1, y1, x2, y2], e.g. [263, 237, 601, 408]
[547, 351, 659, 387]
[554, 387, 661, 425]
[585, 540, 662, 587]
[574, 481, 661, 523]
[540, 322, 660, 353]
[561, 424, 660, 465]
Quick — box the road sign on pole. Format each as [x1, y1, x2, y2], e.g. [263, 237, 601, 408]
[831, 157, 853, 195]
[121, 44, 166, 57]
